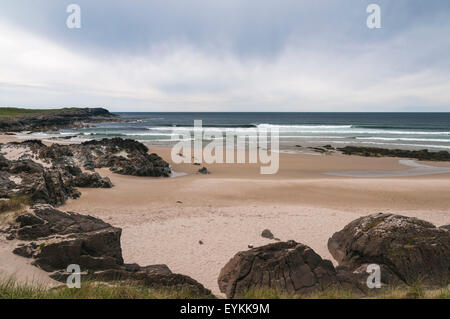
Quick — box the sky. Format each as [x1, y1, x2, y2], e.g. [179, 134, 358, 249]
[0, 0, 449, 112]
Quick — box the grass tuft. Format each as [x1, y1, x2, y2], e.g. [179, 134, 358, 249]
[0, 195, 30, 214]
[0, 277, 213, 299]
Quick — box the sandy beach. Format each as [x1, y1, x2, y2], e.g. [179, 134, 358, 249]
[1, 135, 450, 296]
[61, 146, 450, 296]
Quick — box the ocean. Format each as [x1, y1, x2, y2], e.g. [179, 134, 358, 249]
[28, 112, 450, 151]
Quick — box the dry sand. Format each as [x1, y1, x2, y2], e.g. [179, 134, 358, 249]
[1, 134, 450, 296]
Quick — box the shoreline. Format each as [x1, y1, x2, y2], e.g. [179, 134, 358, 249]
[1, 133, 450, 296]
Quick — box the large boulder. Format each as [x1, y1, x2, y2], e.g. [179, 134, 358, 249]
[218, 240, 366, 298]
[328, 213, 450, 286]
[8, 204, 124, 271]
[6, 205, 213, 297]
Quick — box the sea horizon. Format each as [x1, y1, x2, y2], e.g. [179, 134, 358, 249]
[18, 111, 450, 151]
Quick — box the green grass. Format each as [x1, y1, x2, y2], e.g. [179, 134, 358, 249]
[240, 284, 450, 299]
[0, 107, 77, 118]
[0, 278, 213, 299]
[0, 195, 30, 214]
[0, 277, 448, 299]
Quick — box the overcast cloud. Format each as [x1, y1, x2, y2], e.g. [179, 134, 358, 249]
[0, 0, 449, 111]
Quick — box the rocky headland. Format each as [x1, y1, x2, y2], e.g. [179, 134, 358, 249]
[0, 107, 119, 132]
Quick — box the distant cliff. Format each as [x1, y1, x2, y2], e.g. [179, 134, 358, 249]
[0, 107, 118, 132]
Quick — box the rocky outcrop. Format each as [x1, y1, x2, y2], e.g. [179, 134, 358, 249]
[0, 156, 81, 206]
[0, 108, 118, 132]
[8, 205, 123, 271]
[328, 213, 450, 285]
[0, 138, 171, 206]
[338, 146, 450, 161]
[76, 138, 171, 177]
[13, 138, 171, 177]
[218, 240, 366, 298]
[6, 205, 212, 297]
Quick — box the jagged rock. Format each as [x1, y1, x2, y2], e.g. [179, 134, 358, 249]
[441, 224, 450, 231]
[218, 240, 366, 299]
[261, 229, 274, 239]
[328, 213, 450, 285]
[0, 138, 169, 206]
[7, 205, 123, 271]
[72, 172, 113, 188]
[78, 138, 171, 177]
[7, 205, 212, 297]
[0, 157, 81, 206]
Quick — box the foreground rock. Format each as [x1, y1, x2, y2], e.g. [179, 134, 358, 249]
[0, 138, 171, 206]
[0, 107, 118, 132]
[6, 205, 212, 297]
[328, 213, 450, 285]
[338, 146, 450, 161]
[218, 240, 366, 298]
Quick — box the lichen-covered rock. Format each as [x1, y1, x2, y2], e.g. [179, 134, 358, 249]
[218, 240, 366, 298]
[328, 213, 450, 285]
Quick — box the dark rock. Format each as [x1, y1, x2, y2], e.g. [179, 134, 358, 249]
[8, 205, 123, 271]
[261, 229, 274, 239]
[198, 167, 210, 174]
[328, 213, 450, 285]
[77, 138, 171, 177]
[338, 146, 450, 162]
[218, 240, 366, 299]
[0, 138, 170, 206]
[72, 172, 113, 188]
[440, 224, 450, 231]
